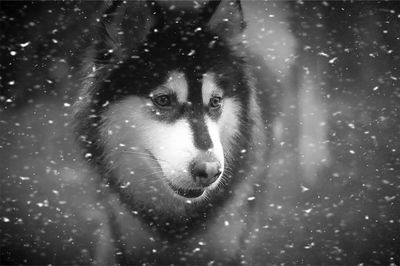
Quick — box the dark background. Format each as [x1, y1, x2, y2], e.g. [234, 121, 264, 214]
[1, 1, 399, 265]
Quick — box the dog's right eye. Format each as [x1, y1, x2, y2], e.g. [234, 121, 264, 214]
[153, 95, 172, 107]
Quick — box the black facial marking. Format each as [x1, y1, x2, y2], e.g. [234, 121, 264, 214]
[188, 110, 213, 151]
[186, 71, 213, 150]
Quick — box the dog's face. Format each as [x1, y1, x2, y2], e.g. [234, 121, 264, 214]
[101, 70, 242, 201]
[80, 0, 251, 215]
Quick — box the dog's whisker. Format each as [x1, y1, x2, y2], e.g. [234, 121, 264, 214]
[122, 151, 170, 164]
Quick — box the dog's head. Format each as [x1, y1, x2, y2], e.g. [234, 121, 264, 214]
[77, 0, 253, 217]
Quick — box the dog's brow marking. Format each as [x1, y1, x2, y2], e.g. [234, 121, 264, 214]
[202, 72, 222, 105]
[164, 71, 188, 103]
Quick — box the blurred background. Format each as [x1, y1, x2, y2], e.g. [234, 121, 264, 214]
[1, 1, 399, 265]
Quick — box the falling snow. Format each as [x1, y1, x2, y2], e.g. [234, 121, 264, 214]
[1, 1, 399, 265]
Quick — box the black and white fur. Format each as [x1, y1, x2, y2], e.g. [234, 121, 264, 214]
[74, 0, 272, 264]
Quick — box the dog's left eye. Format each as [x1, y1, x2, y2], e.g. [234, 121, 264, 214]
[153, 95, 172, 107]
[209, 96, 222, 108]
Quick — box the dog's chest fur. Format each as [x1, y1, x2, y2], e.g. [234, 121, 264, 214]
[96, 173, 258, 265]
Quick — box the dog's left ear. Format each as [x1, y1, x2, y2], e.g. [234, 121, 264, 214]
[92, 0, 156, 64]
[203, 0, 246, 40]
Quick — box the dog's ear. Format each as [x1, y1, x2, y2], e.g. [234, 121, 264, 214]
[93, 0, 157, 64]
[203, 0, 246, 40]
[147, 1, 205, 30]
[147, 0, 168, 30]
[93, 0, 123, 63]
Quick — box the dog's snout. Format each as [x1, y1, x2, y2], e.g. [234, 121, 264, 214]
[191, 161, 222, 186]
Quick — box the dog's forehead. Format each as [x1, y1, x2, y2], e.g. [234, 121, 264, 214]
[161, 71, 221, 103]
[145, 24, 223, 63]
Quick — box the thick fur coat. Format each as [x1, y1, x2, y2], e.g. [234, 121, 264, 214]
[74, 0, 274, 264]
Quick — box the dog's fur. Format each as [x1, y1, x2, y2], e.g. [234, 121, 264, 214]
[74, 0, 273, 264]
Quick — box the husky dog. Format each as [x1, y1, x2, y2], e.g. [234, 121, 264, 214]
[75, 0, 273, 264]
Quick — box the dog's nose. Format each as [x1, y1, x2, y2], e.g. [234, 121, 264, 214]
[190, 161, 222, 187]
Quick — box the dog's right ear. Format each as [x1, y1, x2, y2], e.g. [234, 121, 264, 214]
[93, 0, 159, 64]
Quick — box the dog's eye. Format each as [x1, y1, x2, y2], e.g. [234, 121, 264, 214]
[153, 95, 171, 107]
[209, 96, 222, 108]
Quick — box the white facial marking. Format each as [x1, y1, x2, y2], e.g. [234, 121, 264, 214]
[100, 96, 197, 188]
[164, 71, 188, 103]
[147, 119, 197, 186]
[205, 117, 225, 172]
[202, 72, 223, 105]
[218, 98, 241, 159]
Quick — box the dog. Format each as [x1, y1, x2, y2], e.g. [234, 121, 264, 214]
[74, 0, 274, 264]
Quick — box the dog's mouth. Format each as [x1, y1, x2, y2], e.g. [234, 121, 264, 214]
[168, 183, 205, 198]
[134, 150, 207, 199]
